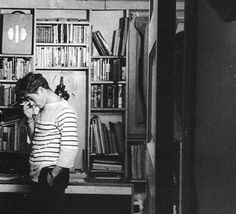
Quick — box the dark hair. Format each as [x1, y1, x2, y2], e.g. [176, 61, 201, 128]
[15, 72, 50, 101]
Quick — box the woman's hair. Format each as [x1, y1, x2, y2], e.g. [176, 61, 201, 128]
[15, 72, 50, 101]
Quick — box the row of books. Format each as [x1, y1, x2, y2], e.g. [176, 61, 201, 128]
[130, 144, 146, 180]
[92, 17, 129, 56]
[91, 58, 126, 82]
[35, 46, 89, 68]
[0, 119, 29, 152]
[0, 58, 32, 80]
[92, 30, 112, 56]
[36, 24, 89, 44]
[91, 159, 123, 172]
[90, 115, 125, 154]
[0, 85, 16, 106]
[91, 84, 125, 109]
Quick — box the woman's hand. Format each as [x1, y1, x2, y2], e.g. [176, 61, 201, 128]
[47, 171, 55, 187]
[21, 101, 35, 119]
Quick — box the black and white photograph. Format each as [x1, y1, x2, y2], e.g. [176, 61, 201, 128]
[0, 1, 231, 214]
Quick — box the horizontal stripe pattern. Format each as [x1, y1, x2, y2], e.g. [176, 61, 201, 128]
[29, 107, 78, 166]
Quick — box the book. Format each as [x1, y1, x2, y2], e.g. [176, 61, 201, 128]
[118, 17, 129, 56]
[108, 130, 118, 154]
[92, 32, 107, 56]
[96, 116, 106, 154]
[117, 84, 124, 108]
[102, 122, 110, 153]
[95, 31, 112, 56]
[92, 162, 122, 171]
[91, 117, 102, 153]
[0, 126, 3, 150]
[130, 144, 146, 180]
[109, 121, 125, 154]
[111, 29, 121, 56]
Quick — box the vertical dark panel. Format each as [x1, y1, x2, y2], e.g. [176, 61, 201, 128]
[156, 0, 175, 214]
[182, 0, 198, 213]
[194, 0, 236, 214]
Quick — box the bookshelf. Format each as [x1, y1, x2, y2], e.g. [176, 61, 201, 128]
[35, 20, 90, 70]
[88, 10, 129, 181]
[0, 9, 35, 155]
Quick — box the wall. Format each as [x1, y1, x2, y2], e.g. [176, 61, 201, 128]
[195, 0, 236, 213]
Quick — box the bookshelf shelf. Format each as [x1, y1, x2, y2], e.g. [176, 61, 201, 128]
[91, 56, 126, 59]
[0, 80, 17, 83]
[130, 179, 146, 183]
[91, 81, 126, 84]
[0, 54, 34, 58]
[35, 67, 89, 70]
[0, 150, 29, 154]
[90, 170, 125, 173]
[37, 20, 89, 25]
[36, 43, 89, 47]
[0, 106, 17, 109]
[91, 108, 125, 112]
[90, 153, 124, 157]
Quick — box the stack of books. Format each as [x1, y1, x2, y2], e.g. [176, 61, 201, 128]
[91, 159, 123, 172]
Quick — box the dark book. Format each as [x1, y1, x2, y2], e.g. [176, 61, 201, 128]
[103, 85, 108, 108]
[110, 59, 122, 82]
[102, 123, 110, 153]
[92, 32, 107, 56]
[108, 130, 118, 154]
[18, 125, 28, 151]
[107, 85, 113, 108]
[111, 85, 118, 108]
[96, 116, 106, 154]
[109, 121, 125, 154]
[90, 124, 95, 153]
[118, 17, 129, 56]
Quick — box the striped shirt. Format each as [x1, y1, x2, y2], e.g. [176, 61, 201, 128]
[29, 99, 79, 182]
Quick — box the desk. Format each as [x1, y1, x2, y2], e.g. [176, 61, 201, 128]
[0, 182, 133, 195]
[0, 182, 134, 214]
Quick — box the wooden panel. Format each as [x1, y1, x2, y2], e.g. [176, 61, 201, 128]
[127, 13, 148, 139]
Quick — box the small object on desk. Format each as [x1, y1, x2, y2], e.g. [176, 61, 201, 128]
[69, 171, 87, 184]
[0, 173, 20, 181]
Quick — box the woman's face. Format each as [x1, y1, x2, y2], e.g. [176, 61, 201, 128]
[25, 87, 47, 109]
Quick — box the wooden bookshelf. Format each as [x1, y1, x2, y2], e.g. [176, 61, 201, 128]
[0, 9, 35, 155]
[87, 10, 130, 180]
